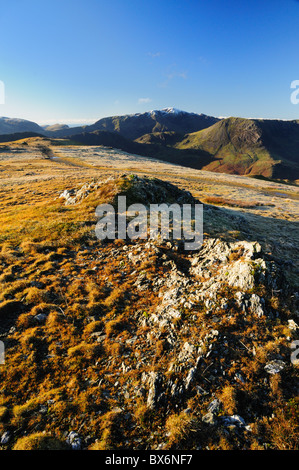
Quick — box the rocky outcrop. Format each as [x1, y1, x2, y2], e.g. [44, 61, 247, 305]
[59, 174, 197, 207]
[1, 175, 298, 451]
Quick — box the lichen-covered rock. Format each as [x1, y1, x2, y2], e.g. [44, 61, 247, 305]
[59, 174, 198, 207]
[146, 372, 165, 409]
[264, 360, 285, 375]
[190, 238, 276, 312]
[66, 431, 83, 450]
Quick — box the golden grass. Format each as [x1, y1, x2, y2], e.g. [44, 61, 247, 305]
[0, 138, 298, 450]
[165, 412, 199, 449]
[203, 195, 269, 208]
[218, 385, 238, 415]
[12, 433, 68, 450]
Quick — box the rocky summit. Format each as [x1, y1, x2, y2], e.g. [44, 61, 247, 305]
[0, 174, 298, 450]
[58, 174, 197, 207]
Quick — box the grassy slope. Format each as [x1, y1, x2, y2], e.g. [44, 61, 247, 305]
[175, 118, 299, 179]
[0, 147, 298, 450]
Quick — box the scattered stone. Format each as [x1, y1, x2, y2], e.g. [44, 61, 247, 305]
[249, 294, 265, 318]
[0, 431, 11, 445]
[184, 366, 197, 391]
[34, 313, 48, 324]
[39, 405, 48, 414]
[219, 415, 246, 427]
[196, 386, 209, 396]
[234, 373, 246, 383]
[202, 411, 217, 425]
[177, 342, 196, 363]
[207, 398, 221, 414]
[288, 319, 299, 330]
[169, 381, 185, 402]
[264, 360, 285, 375]
[146, 372, 164, 409]
[66, 431, 82, 450]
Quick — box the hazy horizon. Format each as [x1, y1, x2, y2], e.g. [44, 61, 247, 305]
[0, 108, 298, 128]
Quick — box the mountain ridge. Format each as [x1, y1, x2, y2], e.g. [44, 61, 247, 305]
[67, 115, 299, 181]
[45, 108, 219, 140]
[1, 110, 298, 181]
[0, 117, 45, 135]
[174, 117, 299, 179]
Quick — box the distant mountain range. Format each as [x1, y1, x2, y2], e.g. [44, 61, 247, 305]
[0, 118, 70, 135]
[1, 109, 299, 181]
[42, 123, 70, 132]
[41, 108, 220, 139]
[0, 117, 45, 135]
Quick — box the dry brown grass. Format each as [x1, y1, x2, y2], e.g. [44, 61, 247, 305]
[0, 138, 298, 450]
[165, 412, 199, 449]
[203, 195, 269, 208]
[12, 432, 68, 450]
[218, 385, 238, 415]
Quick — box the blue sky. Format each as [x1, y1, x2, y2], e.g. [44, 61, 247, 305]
[0, 0, 299, 124]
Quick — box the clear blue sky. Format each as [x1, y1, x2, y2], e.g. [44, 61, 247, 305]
[0, 0, 299, 124]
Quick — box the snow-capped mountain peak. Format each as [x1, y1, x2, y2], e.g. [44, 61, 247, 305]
[160, 107, 184, 114]
[146, 107, 187, 117]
